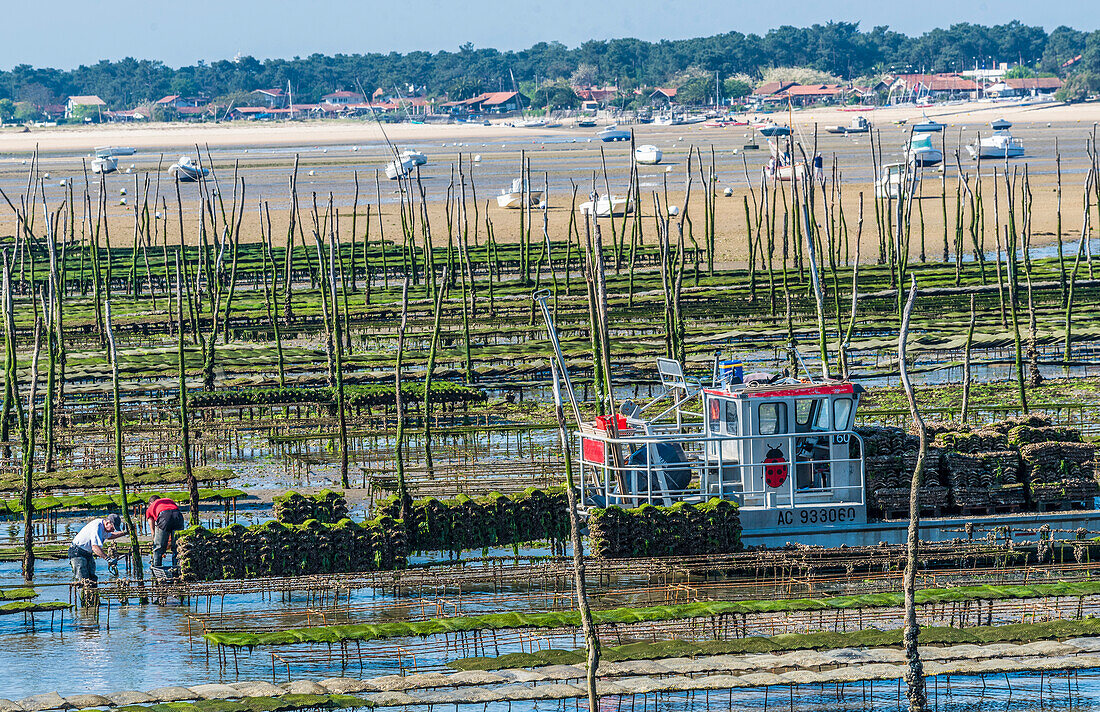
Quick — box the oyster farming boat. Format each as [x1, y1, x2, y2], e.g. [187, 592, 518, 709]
[535, 291, 1100, 547]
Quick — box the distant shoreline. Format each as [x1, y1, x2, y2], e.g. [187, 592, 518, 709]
[0, 99, 1097, 155]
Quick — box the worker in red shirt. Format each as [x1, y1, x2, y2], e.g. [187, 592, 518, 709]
[145, 495, 185, 567]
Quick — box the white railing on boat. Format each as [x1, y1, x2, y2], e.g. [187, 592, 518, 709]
[576, 428, 865, 511]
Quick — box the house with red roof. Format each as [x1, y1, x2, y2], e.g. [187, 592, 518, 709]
[441, 91, 521, 114]
[777, 83, 846, 106]
[1002, 77, 1063, 96]
[888, 74, 978, 102]
[574, 85, 618, 110]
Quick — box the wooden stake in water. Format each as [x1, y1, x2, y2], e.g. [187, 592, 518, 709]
[898, 275, 927, 712]
[104, 300, 144, 586]
[394, 278, 411, 520]
[174, 253, 197, 525]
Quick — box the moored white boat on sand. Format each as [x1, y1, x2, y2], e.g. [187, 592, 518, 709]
[597, 125, 631, 142]
[634, 145, 662, 165]
[907, 134, 943, 167]
[578, 195, 631, 217]
[385, 155, 417, 180]
[966, 131, 1025, 159]
[912, 114, 945, 132]
[95, 146, 135, 158]
[91, 156, 118, 175]
[756, 122, 791, 137]
[400, 149, 428, 166]
[496, 178, 543, 209]
[168, 156, 208, 182]
[827, 116, 870, 134]
[874, 162, 908, 199]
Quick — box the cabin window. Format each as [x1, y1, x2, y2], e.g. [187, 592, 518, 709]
[795, 399, 814, 427]
[833, 398, 853, 430]
[758, 402, 787, 435]
[814, 401, 831, 431]
[725, 400, 739, 434]
[708, 399, 721, 433]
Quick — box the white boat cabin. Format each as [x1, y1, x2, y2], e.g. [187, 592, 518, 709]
[576, 358, 867, 531]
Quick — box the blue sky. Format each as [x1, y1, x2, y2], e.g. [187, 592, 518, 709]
[6, 0, 1099, 70]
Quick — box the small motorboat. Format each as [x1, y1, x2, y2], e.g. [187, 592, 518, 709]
[634, 144, 662, 165]
[874, 162, 907, 199]
[496, 177, 543, 209]
[91, 156, 117, 175]
[95, 146, 135, 158]
[827, 115, 871, 134]
[512, 119, 547, 128]
[765, 162, 807, 181]
[756, 122, 791, 137]
[385, 155, 417, 180]
[401, 149, 428, 166]
[597, 126, 631, 142]
[652, 115, 683, 126]
[912, 114, 944, 132]
[168, 155, 208, 182]
[966, 131, 1025, 159]
[575, 118, 597, 128]
[990, 118, 1012, 131]
[907, 134, 943, 167]
[579, 195, 631, 217]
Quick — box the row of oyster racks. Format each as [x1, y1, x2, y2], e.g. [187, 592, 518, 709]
[574, 357, 867, 518]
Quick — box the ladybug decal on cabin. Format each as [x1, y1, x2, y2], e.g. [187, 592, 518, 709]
[764, 444, 788, 488]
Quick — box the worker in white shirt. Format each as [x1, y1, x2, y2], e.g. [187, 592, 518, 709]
[68, 513, 127, 583]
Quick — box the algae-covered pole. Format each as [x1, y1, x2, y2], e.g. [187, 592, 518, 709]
[548, 356, 599, 712]
[961, 294, 976, 423]
[840, 197, 863, 380]
[394, 278, 411, 520]
[423, 267, 449, 473]
[261, 204, 286, 387]
[1064, 168, 1094, 368]
[1056, 141, 1066, 306]
[104, 300, 143, 585]
[43, 199, 59, 473]
[898, 275, 927, 712]
[19, 310, 41, 584]
[329, 229, 350, 490]
[795, 148, 829, 379]
[3, 254, 34, 580]
[174, 254, 197, 526]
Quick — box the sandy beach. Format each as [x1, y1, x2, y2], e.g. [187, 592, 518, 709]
[0, 99, 1097, 155]
[0, 98, 1098, 263]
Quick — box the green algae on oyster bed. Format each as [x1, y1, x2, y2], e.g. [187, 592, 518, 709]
[0, 466, 233, 495]
[203, 581, 1100, 648]
[0, 488, 245, 515]
[860, 377, 1100, 413]
[450, 618, 1100, 670]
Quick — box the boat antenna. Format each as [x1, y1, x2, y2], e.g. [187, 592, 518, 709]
[787, 340, 815, 382]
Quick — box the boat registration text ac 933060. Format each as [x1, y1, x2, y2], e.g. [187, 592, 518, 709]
[775, 506, 860, 527]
